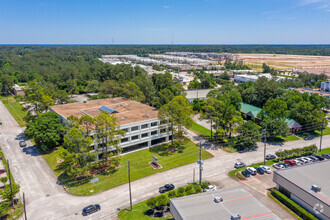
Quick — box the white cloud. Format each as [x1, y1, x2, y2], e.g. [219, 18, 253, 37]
[163, 5, 170, 9]
[300, 0, 324, 6]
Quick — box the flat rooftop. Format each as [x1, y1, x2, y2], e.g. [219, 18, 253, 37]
[170, 186, 280, 220]
[275, 160, 330, 205]
[51, 97, 158, 126]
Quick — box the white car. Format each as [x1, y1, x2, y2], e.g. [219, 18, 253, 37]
[246, 167, 257, 175]
[298, 157, 309, 164]
[205, 185, 217, 192]
[301, 157, 312, 163]
[293, 159, 302, 165]
[259, 165, 272, 174]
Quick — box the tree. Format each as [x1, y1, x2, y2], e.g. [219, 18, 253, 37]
[53, 90, 70, 104]
[1, 74, 14, 102]
[234, 121, 262, 150]
[94, 112, 125, 167]
[23, 81, 44, 113]
[79, 114, 94, 136]
[261, 117, 290, 140]
[63, 127, 93, 153]
[133, 74, 156, 104]
[25, 111, 64, 152]
[0, 177, 8, 186]
[261, 99, 289, 119]
[159, 96, 193, 148]
[1, 183, 20, 203]
[254, 77, 279, 107]
[85, 80, 100, 93]
[121, 82, 145, 102]
[39, 95, 54, 112]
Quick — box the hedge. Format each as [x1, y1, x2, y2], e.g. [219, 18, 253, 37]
[275, 145, 317, 158]
[270, 189, 318, 220]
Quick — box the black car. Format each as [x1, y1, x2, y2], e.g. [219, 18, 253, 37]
[159, 184, 175, 193]
[241, 170, 250, 178]
[322, 154, 330, 159]
[265, 154, 276, 160]
[19, 141, 27, 148]
[82, 204, 101, 216]
[256, 167, 264, 175]
[315, 155, 324, 161]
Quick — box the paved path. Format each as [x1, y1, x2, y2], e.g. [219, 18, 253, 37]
[0, 100, 328, 219]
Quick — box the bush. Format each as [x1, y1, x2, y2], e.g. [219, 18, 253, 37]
[186, 189, 195, 195]
[168, 190, 177, 198]
[177, 187, 185, 194]
[146, 197, 157, 208]
[194, 185, 202, 193]
[177, 192, 185, 197]
[185, 185, 193, 192]
[201, 181, 209, 190]
[271, 189, 318, 220]
[156, 195, 168, 210]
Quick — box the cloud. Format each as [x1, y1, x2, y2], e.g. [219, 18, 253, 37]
[299, 0, 324, 6]
[163, 5, 170, 9]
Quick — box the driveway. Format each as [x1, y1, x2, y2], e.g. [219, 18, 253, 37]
[0, 100, 329, 219]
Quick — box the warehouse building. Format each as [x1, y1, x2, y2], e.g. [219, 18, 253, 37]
[51, 98, 170, 157]
[273, 160, 330, 220]
[170, 186, 281, 220]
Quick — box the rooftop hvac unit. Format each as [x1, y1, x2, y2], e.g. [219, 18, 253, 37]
[214, 196, 223, 203]
[312, 185, 321, 193]
[231, 213, 241, 220]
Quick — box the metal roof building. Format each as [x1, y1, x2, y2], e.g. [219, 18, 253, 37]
[186, 89, 212, 103]
[170, 186, 281, 220]
[273, 160, 330, 220]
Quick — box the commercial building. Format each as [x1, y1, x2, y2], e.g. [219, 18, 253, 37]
[273, 160, 330, 220]
[321, 81, 330, 91]
[234, 73, 285, 83]
[51, 98, 171, 157]
[186, 89, 212, 103]
[289, 87, 330, 98]
[12, 84, 25, 96]
[170, 186, 281, 220]
[240, 102, 302, 133]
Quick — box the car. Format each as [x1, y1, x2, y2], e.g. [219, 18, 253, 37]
[308, 156, 319, 162]
[285, 160, 296, 166]
[246, 167, 257, 175]
[293, 159, 303, 165]
[273, 164, 284, 170]
[241, 170, 250, 178]
[256, 167, 265, 175]
[301, 157, 312, 163]
[0, 169, 6, 174]
[259, 165, 272, 174]
[205, 185, 217, 192]
[159, 184, 175, 193]
[19, 141, 27, 148]
[299, 157, 309, 164]
[265, 154, 276, 160]
[82, 204, 100, 216]
[322, 154, 330, 159]
[280, 163, 291, 168]
[234, 162, 246, 169]
[304, 135, 314, 140]
[315, 155, 324, 161]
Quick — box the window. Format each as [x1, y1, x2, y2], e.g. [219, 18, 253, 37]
[131, 126, 139, 132]
[131, 135, 139, 141]
[141, 133, 148, 138]
[121, 138, 129, 143]
[151, 122, 158, 127]
[122, 128, 129, 133]
[141, 124, 148, 129]
[151, 131, 158, 136]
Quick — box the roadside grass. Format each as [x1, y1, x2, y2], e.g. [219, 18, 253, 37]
[267, 191, 301, 220]
[316, 148, 330, 155]
[271, 135, 300, 143]
[297, 127, 330, 139]
[189, 122, 211, 138]
[0, 96, 26, 127]
[43, 138, 213, 196]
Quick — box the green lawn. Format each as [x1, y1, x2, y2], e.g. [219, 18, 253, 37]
[316, 147, 330, 155]
[42, 138, 213, 196]
[189, 122, 212, 138]
[298, 127, 330, 139]
[0, 96, 26, 127]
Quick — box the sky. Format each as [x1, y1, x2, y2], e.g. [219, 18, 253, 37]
[0, 0, 329, 44]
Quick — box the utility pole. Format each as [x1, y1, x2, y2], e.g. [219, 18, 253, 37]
[193, 168, 195, 183]
[23, 192, 27, 220]
[128, 160, 132, 211]
[319, 118, 325, 153]
[199, 142, 203, 185]
[263, 127, 267, 165]
[7, 160, 13, 206]
[210, 118, 213, 140]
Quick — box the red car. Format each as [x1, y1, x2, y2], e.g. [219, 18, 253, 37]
[0, 169, 6, 174]
[285, 160, 296, 166]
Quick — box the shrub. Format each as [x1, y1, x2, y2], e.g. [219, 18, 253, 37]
[201, 181, 209, 189]
[186, 189, 195, 195]
[185, 185, 193, 192]
[177, 192, 185, 197]
[177, 187, 185, 194]
[156, 195, 168, 210]
[271, 189, 318, 220]
[194, 185, 202, 193]
[0, 177, 8, 185]
[168, 190, 177, 198]
[146, 197, 157, 208]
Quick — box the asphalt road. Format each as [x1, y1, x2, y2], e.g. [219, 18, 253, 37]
[0, 100, 329, 220]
